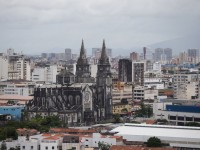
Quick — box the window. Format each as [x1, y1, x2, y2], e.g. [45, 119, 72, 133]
[186, 117, 192, 121]
[178, 116, 184, 121]
[169, 116, 176, 120]
[194, 118, 200, 122]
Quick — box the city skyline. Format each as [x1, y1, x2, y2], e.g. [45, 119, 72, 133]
[0, 0, 200, 55]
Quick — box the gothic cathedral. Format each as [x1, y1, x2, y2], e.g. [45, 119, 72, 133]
[27, 40, 112, 125]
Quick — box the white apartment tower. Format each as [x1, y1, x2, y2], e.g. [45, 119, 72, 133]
[8, 54, 31, 80]
[0, 54, 8, 81]
[32, 65, 58, 83]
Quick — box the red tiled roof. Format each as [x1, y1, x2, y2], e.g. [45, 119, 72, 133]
[145, 120, 156, 124]
[43, 136, 60, 140]
[109, 145, 176, 150]
[50, 128, 96, 133]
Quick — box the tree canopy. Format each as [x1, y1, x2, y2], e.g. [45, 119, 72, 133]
[147, 136, 162, 147]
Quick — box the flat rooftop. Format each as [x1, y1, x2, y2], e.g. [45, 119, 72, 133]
[110, 123, 200, 139]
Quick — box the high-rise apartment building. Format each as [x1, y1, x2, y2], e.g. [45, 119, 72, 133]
[154, 48, 163, 62]
[130, 52, 139, 61]
[118, 59, 132, 82]
[132, 62, 145, 86]
[32, 65, 58, 83]
[143, 47, 153, 60]
[154, 48, 172, 63]
[65, 48, 72, 60]
[0, 53, 8, 81]
[8, 54, 31, 80]
[164, 48, 172, 61]
[188, 49, 199, 63]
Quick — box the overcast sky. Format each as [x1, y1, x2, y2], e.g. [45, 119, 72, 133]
[0, 0, 200, 55]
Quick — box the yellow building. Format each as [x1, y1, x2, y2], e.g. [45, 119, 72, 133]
[112, 102, 132, 115]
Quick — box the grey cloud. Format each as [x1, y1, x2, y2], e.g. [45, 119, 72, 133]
[0, 0, 200, 54]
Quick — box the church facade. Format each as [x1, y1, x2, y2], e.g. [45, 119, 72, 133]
[27, 40, 112, 125]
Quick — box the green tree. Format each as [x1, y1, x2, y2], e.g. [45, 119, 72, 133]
[7, 100, 15, 105]
[98, 141, 111, 150]
[113, 114, 121, 123]
[147, 136, 162, 147]
[121, 108, 128, 113]
[135, 102, 153, 118]
[185, 122, 200, 127]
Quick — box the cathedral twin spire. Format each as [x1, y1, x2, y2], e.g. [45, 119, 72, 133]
[78, 39, 109, 64]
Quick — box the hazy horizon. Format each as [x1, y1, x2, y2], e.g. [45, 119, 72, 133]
[0, 0, 200, 56]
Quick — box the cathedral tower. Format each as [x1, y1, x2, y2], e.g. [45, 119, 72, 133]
[96, 40, 112, 120]
[76, 40, 94, 83]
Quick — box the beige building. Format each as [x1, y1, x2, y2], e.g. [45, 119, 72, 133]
[8, 54, 31, 80]
[112, 82, 133, 104]
[173, 74, 200, 99]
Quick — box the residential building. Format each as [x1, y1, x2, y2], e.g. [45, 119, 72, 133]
[143, 47, 153, 60]
[0, 94, 33, 105]
[65, 48, 72, 60]
[0, 53, 8, 81]
[3, 132, 122, 150]
[130, 52, 139, 61]
[153, 62, 162, 72]
[154, 48, 172, 63]
[41, 136, 62, 150]
[112, 82, 133, 104]
[118, 59, 132, 82]
[112, 102, 132, 115]
[188, 49, 199, 63]
[173, 73, 200, 99]
[132, 62, 145, 85]
[80, 133, 122, 148]
[164, 48, 172, 62]
[8, 54, 31, 80]
[133, 86, 144, 101]
[32, 65, 58, 83]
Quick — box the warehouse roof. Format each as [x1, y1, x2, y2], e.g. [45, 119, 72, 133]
[110, 123, 200, 139]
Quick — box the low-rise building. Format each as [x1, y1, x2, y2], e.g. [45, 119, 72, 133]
[111, 123, 200, 149]
[0, 105, 24, 120]
[112, 102, 132, 115]
[153, 100, 200, 125]
[112, 82, 133, 104]
[0, 81, 35, 96]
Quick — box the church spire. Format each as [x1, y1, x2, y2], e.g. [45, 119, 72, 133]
[79, 39, 86, 59]
[99, 39, 109, 64]
[77, 39, 88, 64]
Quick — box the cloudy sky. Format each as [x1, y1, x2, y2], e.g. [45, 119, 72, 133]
[0, 0, 200, 55]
